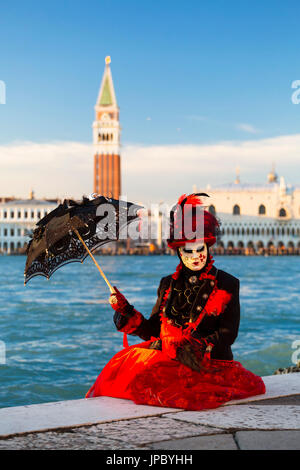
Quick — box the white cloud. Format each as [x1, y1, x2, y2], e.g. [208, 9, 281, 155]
[0, 134, 299, 205]
[236, 123, 260, 134]
[0, 141, 93, 200]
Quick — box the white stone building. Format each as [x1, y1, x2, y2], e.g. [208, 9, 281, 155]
[199, 170, 300, 254]
[0, 195, 58, 254]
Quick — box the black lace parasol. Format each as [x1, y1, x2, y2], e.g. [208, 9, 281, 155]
[24, 195, 142, 288]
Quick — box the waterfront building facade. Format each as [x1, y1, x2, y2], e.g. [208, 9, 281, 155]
[200, 170, 300, 255]
[93, 56, 121, 199]
[0, 194, 58, 254]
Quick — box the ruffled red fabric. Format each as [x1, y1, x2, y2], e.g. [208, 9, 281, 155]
[85, 341, 266, 410]
[86, 257, 266, 409]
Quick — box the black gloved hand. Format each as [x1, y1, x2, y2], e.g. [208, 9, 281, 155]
[175, 336, 207, 372]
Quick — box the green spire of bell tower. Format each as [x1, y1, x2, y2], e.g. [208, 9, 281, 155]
[99, 76, 113, 106]
[96, 56, 117, 108]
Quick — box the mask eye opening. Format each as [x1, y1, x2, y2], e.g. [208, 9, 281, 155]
[182, 245, 205, 254]
[182, 248, 193, 254]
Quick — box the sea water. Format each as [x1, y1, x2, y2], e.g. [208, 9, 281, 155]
[0, 255, 299, 408]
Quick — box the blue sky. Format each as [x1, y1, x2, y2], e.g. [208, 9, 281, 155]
[0, 1, 300, 200]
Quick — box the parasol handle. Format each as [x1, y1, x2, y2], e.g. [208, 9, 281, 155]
[74, 229, 116, 294]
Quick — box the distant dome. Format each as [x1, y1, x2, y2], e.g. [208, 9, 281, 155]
[267, 165, 278, 183]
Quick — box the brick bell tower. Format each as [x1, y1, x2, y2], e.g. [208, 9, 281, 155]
[93, 56, 121, 199]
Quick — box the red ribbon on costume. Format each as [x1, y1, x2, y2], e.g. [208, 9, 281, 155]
[123, 333, 129, 348]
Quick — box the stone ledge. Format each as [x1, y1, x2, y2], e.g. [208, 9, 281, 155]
[0, 373, 299, 439]
[149, 433, 238, 450]
[0, 396, 179, 438]
[166, 404, 300, 430]
[0, 416, 224, 450]
[235, 430, 300, 450]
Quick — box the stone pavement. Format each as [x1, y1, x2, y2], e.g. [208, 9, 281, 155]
[0, 374, 299, 450]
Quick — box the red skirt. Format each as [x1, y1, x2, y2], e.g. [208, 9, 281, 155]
[86, 341, 266, 410]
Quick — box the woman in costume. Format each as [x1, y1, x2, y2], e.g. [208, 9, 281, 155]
[86, 193, 265, 410]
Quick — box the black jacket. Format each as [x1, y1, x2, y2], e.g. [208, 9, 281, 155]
[114, 266, 240, 360]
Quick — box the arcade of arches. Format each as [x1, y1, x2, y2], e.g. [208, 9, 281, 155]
[211, 239, 300, 255]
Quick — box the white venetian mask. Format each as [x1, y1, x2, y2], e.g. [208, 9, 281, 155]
[179, 242, 208, 271]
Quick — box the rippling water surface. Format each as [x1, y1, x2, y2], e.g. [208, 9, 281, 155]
[0, 255, 299, 408]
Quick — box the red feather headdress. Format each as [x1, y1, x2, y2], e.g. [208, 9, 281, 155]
[167, 193, 219, 249]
